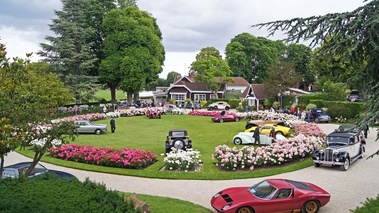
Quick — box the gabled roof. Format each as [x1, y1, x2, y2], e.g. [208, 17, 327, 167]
[242, 84, 269, 100]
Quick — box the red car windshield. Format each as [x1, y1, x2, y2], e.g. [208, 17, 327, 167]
[249, 180, 277, 199]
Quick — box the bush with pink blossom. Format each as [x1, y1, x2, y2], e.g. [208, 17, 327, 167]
[213, 134, 324, 171]
[49, 144, 158, 169]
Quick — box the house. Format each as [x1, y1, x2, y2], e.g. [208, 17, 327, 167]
[166, 75, 250, 105]
[241, 84, 270, 110]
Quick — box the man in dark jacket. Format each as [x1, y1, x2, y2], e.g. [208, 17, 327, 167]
[253, 126, 261, 145]
[110, 118, 116, 133]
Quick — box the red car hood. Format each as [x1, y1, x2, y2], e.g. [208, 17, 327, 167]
[211, 187, 259, 211]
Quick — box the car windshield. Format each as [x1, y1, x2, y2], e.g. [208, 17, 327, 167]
[327, 136, 349, 145]
[248, 180, 277, 199]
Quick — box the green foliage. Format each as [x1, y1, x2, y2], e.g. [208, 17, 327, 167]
[298, 94, 321, 106]
[305, 103, 317, 110]
[263, 62, 302, 97]
[281, 95, 296, 109]
[351, 194, 379, 213]
[39, 0, 100, 104]
[319, 80, 347, 101]
[224, 90, 242, 99]
[100, 6, 164, 104]
[191, 47, 233, 93]
[225, 33, 286, 83]
[228, 99, 241, 109]
[285, 43, 314, 83]
[0, 176, 138, 213]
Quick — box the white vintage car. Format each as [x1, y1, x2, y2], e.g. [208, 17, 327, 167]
[232, 132, 287, 145]
[312, 132, 365, 171]
[74, 120, 107, 135]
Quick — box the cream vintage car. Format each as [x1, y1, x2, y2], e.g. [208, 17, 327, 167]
[232, 132, 287, 145]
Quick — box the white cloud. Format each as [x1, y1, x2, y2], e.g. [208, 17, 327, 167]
[0, 0, 367, 78]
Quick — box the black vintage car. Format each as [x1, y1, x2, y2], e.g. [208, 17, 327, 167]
[165, 129, 192, 154]
[309, 108, 331, 123]
[312, 132, 365, 171]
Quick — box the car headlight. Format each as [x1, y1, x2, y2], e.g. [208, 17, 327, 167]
[212, 192, 222, 198]
[221, 204, 232, 211]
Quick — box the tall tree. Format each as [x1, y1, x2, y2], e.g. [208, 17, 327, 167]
[225, 33, 285, 83]
[38, 0, 99, 104]
[166, 71, 181, 85]
[100, 6, 164, 104]
[286, 43, 314, 83]
[252, 0, 379, 156]
[190, 47, 233, 94]
[263, 62, 302, 98]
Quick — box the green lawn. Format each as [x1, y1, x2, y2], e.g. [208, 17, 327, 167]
[94, 89, 127, 101]
[19, 114, 312, 180]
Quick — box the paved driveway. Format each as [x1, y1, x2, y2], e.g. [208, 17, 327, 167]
[4, 124, 379, 213]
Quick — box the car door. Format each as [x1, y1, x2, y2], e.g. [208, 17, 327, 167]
[78, 121, 90, 133]
[264, 188, 295, 212]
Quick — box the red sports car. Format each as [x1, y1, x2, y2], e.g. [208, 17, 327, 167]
[211, 111, 242, 123]
[210, 178, 330, 213]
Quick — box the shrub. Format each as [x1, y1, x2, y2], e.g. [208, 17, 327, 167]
[0, 176, 138, 213]
[351, 194, 379, 213]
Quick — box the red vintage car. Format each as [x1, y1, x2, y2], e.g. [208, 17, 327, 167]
[211, 111, 242, 123]
[210, 178, 330, 213]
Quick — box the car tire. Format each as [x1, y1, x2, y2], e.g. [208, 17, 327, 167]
[235, 117, 240, 122]
[173, 139, 185, 149]
[313, 163, 320, 167]
[219, 118, 224, 123]
[225, 106, 230, 110]
[315, 117, 320, 123]
[340, 158, 350, 171]
[95, 129, 102, 135]
[236, 206, 254, 213]
[214, 106, 218, 110]
[301, 200, 320, 213]
[233, 137, 243, 145]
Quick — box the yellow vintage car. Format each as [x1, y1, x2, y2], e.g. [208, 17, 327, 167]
[245, 123, 290, 136]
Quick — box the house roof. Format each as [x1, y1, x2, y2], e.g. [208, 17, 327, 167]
[242, 84, 269, 100]
[215, 77, 250, 87]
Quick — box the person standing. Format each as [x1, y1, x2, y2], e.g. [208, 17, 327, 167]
[364, 122, 369, 138]
[110, 118, 116, 133]
[253, 126, 261, 145]
[269, 126, 276, 141]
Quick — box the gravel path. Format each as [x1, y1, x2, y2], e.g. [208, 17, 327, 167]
[4, 124, 379, 213]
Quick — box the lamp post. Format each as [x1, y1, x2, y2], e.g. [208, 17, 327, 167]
[278, 84, 282, 109]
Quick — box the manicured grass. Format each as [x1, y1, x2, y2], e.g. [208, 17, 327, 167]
[18, 114, 312, 180]
[122, 193, 213, 213]
[94, 89, 127, 101]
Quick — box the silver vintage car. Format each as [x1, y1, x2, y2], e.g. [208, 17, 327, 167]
[74, 120, 107, 135]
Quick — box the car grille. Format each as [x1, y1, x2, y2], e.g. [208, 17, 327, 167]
[324, 148, 334, 161]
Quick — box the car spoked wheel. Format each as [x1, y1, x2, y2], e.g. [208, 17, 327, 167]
[235, 117, 240, 122]
[219, 118, 224, 123]
[236, 206, 253, 213]
[233, 137, 242, 145]
[341, 158, 350, 171]
[95, 129, 102, 135]
[301, 200, 320, 213]
[276, 131, 283, 135]
[173, 140, 185, 149]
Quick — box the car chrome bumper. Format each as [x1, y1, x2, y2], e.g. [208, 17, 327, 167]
[313, 160, 343, 166]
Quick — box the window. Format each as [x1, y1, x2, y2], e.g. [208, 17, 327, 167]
[171, 94, 186, 102]
[210, 94, 217, 99]
[194, 94, 206, 102]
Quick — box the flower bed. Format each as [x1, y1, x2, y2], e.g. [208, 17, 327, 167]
[213, 134, 324, 171]
[49, 144, 158, 169]
[162, 148, 202, 172]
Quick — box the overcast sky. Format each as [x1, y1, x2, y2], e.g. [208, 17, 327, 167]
[0, 0, 367, 78]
